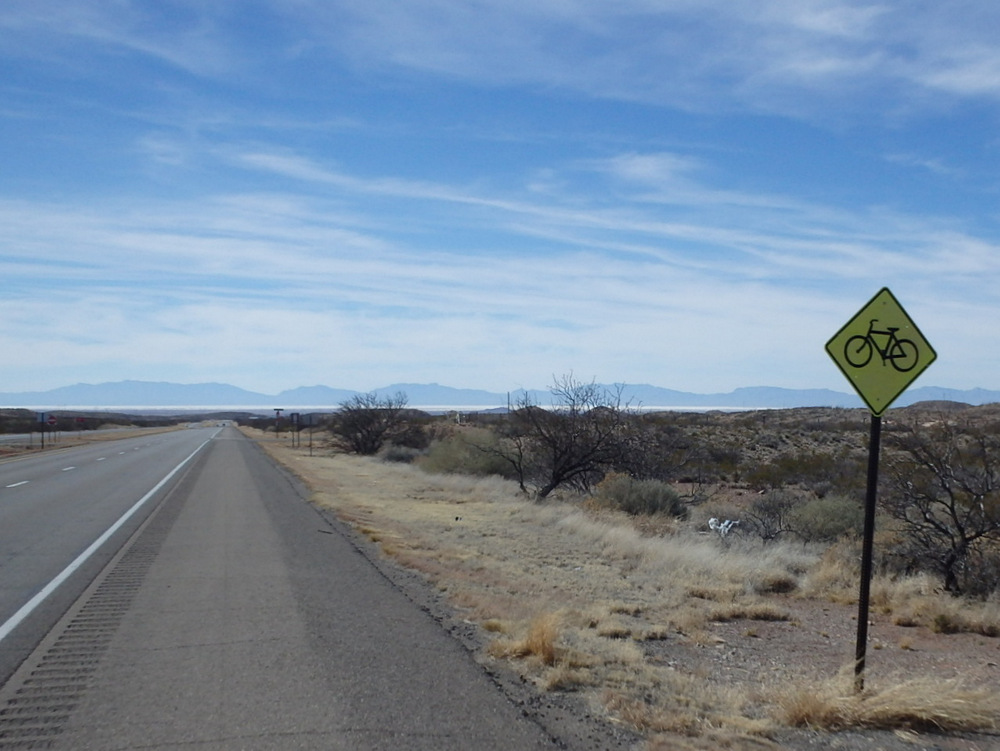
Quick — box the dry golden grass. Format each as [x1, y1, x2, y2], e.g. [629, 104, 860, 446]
[602, 671, 770, 737]
[775, 668, 1000, 732]
[707, 601, 790, 623]
[645, 734, 784, 751]
[890, 591, 1000, 637]
[802, 540, 1000, 636]
[487, 611, 561, 665]
[246, 429, 1000, 746]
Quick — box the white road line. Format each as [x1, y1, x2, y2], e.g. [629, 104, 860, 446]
[0, 432, 219, 645]
[97, 457, 106, 461]
[62, 467, 76, 472]
[5, 481, 29, 488]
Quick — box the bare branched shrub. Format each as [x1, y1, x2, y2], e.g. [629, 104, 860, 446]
[742, 490, 800, 543]
[883, 418, 1000, 595]
[495, 374, 636, 498]
[332, 391, 409, 455]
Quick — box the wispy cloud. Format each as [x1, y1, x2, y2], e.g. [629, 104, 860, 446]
[4, 134, 998, 392]
[0, 1, 241, 78]
[5, 1, 1000, 124]
[2, 1, 998, 395]
[284, 0, 1000, 117]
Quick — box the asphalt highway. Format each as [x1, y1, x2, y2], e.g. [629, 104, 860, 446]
[0, 427, 560, 749]
[0, 427, 220, 685]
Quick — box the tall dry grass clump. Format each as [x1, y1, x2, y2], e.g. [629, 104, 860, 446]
[555, 511, 814, 596]
[895, 593, 1000, 636]
[487, 612, 561, 665]
[801, 539, 1000, 635]
[775, 669, 1000, 732]
[602, 674, 770, 739]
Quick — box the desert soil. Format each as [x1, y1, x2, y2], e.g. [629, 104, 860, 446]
[248, 429, 1000, 751]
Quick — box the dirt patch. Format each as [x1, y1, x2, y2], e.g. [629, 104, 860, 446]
[248, 429, 1000, 751]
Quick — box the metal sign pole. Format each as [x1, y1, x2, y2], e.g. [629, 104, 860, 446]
[827, 287, 936, 694]
[854, 414, 882, 692]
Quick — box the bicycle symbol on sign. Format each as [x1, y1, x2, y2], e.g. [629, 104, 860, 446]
[843, 319, 919, 373]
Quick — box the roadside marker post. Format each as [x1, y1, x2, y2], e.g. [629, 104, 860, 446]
[825, 287, 936, 692]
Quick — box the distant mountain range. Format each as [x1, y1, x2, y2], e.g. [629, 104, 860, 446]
[2, 380, 999, 411]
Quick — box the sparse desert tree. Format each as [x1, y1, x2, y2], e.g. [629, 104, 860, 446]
[883, 419, 1000, 595]
[332, 391, 408, 455]
[496, 374, 635, 499]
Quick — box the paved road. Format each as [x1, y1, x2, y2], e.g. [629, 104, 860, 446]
[0, 427, 220, 685]
[0, 427, 559, 750]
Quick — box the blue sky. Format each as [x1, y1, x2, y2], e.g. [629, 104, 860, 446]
[3, 1, 1000, 396]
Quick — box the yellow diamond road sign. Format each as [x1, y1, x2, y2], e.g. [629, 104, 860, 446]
[826, 288, 937, 417]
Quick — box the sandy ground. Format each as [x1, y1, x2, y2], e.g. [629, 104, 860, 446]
[248, 429, 1000, 751]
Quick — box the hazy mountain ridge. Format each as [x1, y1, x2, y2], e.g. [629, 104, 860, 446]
[2, 380, 999, 410]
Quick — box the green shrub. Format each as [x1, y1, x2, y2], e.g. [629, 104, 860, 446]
[416, 428, 515, 478]
[745, 449, 865, 497]
[790, 495, 864, 543]
[592, 473, 687, 518]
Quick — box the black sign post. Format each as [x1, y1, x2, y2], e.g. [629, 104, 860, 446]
[825, 288, 936, 692]
[854, 415, 881, 691]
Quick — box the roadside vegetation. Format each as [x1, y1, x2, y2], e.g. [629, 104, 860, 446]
[0, 409, 194, 457]
[248, 387, 1000, 748]
[0, 409, 181, 436]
